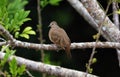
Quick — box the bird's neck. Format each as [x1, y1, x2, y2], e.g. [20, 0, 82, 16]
[52, 26, 60, 28]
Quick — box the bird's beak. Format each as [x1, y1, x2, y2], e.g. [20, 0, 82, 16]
[48, 25, 50, 27]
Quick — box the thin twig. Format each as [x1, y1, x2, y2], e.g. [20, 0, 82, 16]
[37, 0, 46, 77]
[26, 70, 34, 77]
[37, 0, 44, 62]
[0, 37, 6, 42]
[86, 1, 111, 74]
[1, 44, 10, 52]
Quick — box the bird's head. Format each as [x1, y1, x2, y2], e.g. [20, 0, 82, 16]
[49, 21, 59, 28]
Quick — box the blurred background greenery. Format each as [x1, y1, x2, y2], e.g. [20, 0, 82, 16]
[13, 0, 120, 77]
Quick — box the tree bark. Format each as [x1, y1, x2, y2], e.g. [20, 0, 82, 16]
[67, 0, 120, 67]
[0, 52, 97, 77]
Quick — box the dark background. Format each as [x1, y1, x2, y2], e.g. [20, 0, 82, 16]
[16, 0, 120, 77]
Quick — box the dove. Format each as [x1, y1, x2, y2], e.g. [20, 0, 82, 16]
[48, 21, 71, 58]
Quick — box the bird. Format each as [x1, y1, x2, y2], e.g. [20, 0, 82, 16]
[48, 21, 71, 58]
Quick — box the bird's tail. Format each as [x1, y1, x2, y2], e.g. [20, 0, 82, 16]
[65, 46, 72, 58]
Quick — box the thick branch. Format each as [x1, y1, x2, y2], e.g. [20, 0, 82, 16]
[67, 0, 111, 41]
[67, 0, 120, 42]
[0, 25, 14, 41]
[112, 2, 119, 29]
[0, 52, 97, 77]
[80, 0, 120, 42]
[0, 24, 119, 51]
[67, 0, 120, 67]
[0, 42, 6, 46]
[112, 2, 120, 66]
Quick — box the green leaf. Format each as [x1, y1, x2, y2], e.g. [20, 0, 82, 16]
[49, 0, 62, 6]
[0, 0, 30, 39]
[116, 9, 120, 14]
[19, 26, 36, 39]
[88, 68, 93, 73]
[17, 65, 26, 76]
[20, 34, 29, 39]
[9, 58, 17, 77]
[0, 0, 7, 7]
[116, 0, 120, 3]
[20, 10, 30, 19]
[22, 26, 36, 35]
[0, 47, 15, 67]
[23, 27, 32, 33]
[92, 58, 97, 64]
[92, 33, 100, 40]
[7, 0, 28, 12]
[25, 30, 36, 35]
[15, 32, 20, 38]
[40, 0, 49, 8]
[18, 18, 31, 25]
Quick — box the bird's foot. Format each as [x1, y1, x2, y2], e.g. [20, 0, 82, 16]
[56, 47, 62, 52]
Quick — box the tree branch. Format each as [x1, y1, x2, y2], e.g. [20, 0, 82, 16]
[0, 24, 119, 50]
[67, 0, 120, 42]
[81, 0, 120, 42]
[11, 40, 120, 50]
[112, 1, 120, 67]
[0, 52, 97, 77]
[112, 2, 119, 29]
[0, 11, 119, 76]
[67, 0, 120, 67]
[67, 0, 111, 41]
[0, 25, 14, 41]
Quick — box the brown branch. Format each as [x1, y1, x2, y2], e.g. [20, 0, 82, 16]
[0, 52, 98, 77]
[37, 0, 45, 68]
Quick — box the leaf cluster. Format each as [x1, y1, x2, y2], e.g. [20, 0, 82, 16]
[40, 0, 62, 8]
[0, 47, 26, 77]
[0, 0, 36, 39]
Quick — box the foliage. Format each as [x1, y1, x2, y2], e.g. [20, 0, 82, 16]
[0, 46, 15, 68]
[40, 0, 62, 8]
[0, 0, 36, 39]
[16, 26, 36, 39]
[0, 46, 26, 77]
[86, 57, 97, 73]
[9, 58, 26, 77]
[44, 53, 61, 65]
[0, 0, 32, 76]
[115, 9, 120, 15]
[93, 33, 100, 40]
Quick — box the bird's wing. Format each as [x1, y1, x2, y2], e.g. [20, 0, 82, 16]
[59, 28, 71, 44]
[49, 28, 61, 45]
[55, 28, 71, 48]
